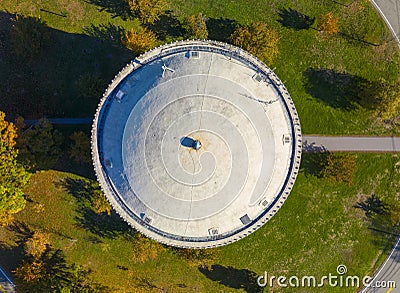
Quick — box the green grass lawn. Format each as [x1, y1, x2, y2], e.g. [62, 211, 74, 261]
[0, 153, 398, 292]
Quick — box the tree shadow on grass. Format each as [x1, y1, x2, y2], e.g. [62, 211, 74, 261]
[354, 194, 399, 250]
[0, 221, 33, 274]
[144, 11, 186, 41]
[61, 178, 132, 239]
[0, 11, 132, 119]
[199, 265, 262, 293]
[303, 68, 378, 110]
[206, 18, 237, 42]
[300, 148, 330, 178]
[83, 22, 126, 48]
[15, 244, 109, 291]
[84, 0, 132, 20]
[277, 8, 315, 30]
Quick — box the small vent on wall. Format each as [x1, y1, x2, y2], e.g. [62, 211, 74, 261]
[105, 159, 113, 168]
[143, 216, 153, 224]
[208, 227, 219, 236]
[283, 134, 291, 145]
[191, 51, 200, 59]
[116, 90, 125, 103]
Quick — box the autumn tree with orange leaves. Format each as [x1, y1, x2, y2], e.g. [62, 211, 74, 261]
[317, 12, 339, 34]
[0, 111, 30, 226]
[123, 27, 157, 54]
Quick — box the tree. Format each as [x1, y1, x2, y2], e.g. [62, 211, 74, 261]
[15, 233, 107, 292]
[17, 118, 63, 170]
[128, 0, 166, 24]
[14, 260, 46, 283]
[321, 153, 357, 184]
[375, 80, 400, 123]
[91, 188, 112, 216]
[25, 231, 51, 259]
[0, 111, 30, 226]
[317, 12, 339, 35]
[123, 27, 157, 54]
[132, 233, 165, 263]
[69, 131, 91, 164]
[230, 22, 279, 65]
[77, 74, 106, 100]
[11, 15, 50, 60]
[184, 13, 208, 39]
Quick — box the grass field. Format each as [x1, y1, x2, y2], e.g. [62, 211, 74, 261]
[0, 153, 399, 292]
[1, 0, 400, 292]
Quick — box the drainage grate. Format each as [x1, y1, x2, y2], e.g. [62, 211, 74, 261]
[253, 73, 263, 82]
[259, 199, 269, 207]
[240, 214, 251, 225]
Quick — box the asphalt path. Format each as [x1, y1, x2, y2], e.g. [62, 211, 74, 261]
[303, 136, 400, 152]
[370, 0, 400, 46]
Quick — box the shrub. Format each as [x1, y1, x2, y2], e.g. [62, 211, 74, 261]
[123, 27, 157, 54]
[128, 0, 166, 24]
[184, 13, 208, 39]
[230, 22, 279, 65]
[317, 12, 339, 34]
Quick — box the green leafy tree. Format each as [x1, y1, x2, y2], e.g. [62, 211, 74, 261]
[123, 27, 157, 54]
[184, 13, 208, 39]
[0, 111, 30, 226]
[321, 153, 357, 184]
[69, 131, 91, 164]
[11, 15, 50, 60]
[317, 12, 339, 35]
[77, 74, 106, 100]
[17, 118, 63, 170]
[128, 0, 166, 24]
[230, 22, 279, 65]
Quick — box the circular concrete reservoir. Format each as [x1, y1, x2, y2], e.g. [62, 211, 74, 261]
[92, 40, 302, 248]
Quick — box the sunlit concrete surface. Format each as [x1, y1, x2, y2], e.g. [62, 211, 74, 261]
[92, 40, 302, 248]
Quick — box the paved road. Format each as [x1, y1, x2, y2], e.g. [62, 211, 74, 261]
[303, 136, 400, 152]
[370, 0, 400, 46]
[361, 235, 400, 293]
[0, 266, 15, 293]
